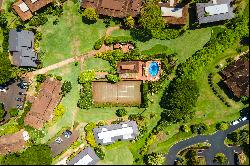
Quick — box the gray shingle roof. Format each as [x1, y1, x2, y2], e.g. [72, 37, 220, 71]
[93, 121, 139, 145]
[196, 0, 234, 24]
[67, 147, 100, 165]
[8, 29, 37, 67]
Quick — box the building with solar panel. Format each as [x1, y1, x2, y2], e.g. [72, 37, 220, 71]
[196, 0, 235, 24]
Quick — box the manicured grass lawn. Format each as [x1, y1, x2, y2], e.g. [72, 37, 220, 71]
[39, 1, 107, 67]
[83, 57, 112, 71]
[98, 143, 134, 165]
[40, 63, 81, 143]
[111, 28, 212, 63]
[0, 119, 20, 137]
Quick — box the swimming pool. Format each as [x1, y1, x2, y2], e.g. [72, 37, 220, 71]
[148, 62, 159, 77]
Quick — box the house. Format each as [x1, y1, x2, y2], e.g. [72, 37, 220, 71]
[24, 77, 62, 129]
[93, 121, 139, 145]
[117, 61, 161, 81]
[220, 56, 249, 98]
[8, 29, 38, 67]
[92, 81, 142, 105]
[81, 0, 142, 18]
[196, 0, 234, 24]
[49, 130, 79, 157]
[12, 0, 54, 21]
[159, 0, 189, 25]
[67, 147, 100, 165]
[0, 129, 29, 155]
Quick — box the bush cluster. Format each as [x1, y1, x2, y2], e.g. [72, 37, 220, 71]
[84, 123, 97, 147]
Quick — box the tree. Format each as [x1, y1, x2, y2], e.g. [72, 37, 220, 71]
[213, 153, 228, 165]
[36, 74, 46, 83]
[0, 53, 15, 84]
[0, 103, 5, 121]
[216, 121, 229, 131]
[61, 81, 72, 95]
[78, 70, 95, 83]
[179, 124, 190, 132]
[0, 13, 8, 28]
[124, 16, 135, 29]
[185, 149, 199, 165]
[54, 104, 65, 118]
[29, 14, 48, 26]
[138, 3, 165, 31]
[144, 152, 165, 165]
[94, 146, 105, 160]
[1, 144, 52, 165]
[116, 108, 127, 117]
[160, 79, 199, 123]
[227, 131, 240, 143]
[82, 8, 98, 24]
[9, 108, 19, 117]
[106, 74, 120, 83]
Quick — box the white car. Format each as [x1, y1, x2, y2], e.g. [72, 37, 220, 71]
[232, 120, 240, 125]
[0, 89, 6, 92]
[242, 117, 247, 121]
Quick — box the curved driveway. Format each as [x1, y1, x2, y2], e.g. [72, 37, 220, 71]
[166, 120, 249, 165]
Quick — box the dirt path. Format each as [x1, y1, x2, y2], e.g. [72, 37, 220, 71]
[106, 26, 120, 36]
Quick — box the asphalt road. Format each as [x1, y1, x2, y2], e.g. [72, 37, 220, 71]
[166, 120, 249, 165]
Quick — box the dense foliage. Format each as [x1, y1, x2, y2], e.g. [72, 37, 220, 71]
[84, 123, 97, 147]
[144, 152, 165, 165]
[124, 16, 135, 29]
[9, 108, 19, 117]
[216, 121, 229, 131]
[36, 74, 46, 83]
[0, 103, 5, 121]
[116, 108, 127, 117]
[82, 8, 98, 24]
[1, 144, 52, 165]
[78, 81, 93, 109]
[94, 146, 105, 160]
[0, 53, 16, 85]
[160, 79, 199, 123]
[106, 74, 120, 83]
[61, 81, 72, 96]
[213, 153, 228, 165]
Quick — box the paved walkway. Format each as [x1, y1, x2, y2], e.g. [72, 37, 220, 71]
[166, 120, 249, 165]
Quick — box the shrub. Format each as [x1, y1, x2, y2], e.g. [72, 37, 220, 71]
[29, 14, 48, 26]
[141, 83, 149, 108]
[94, 37, 105, 50]
[106, 74, 120, 83]
[36, 74, 46, 83]
[124, 16, 135, 29]
[78, 70, 95, 84]
[9, 108, 19, 117]
[94, 146, 105, 160]
[61, 81, 72, 96]
[116, 108, 127, 117]
[179, 124, 190, 132]
[213, 153, 228, 165]
[216, 121, 229, 131]
[144, 152, 165, 165]
[190, 123, 208, 134]
[0, 103, 5, 121]
[54, 104, 65, 118]
[84, 123, 97, 147]
[77, 82, 93, 109]
[82, 8, 98, 24]
[55, 75, 62, 81]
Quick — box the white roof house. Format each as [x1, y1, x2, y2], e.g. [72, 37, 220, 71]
[18, 2, 29, 12]
[67, 147, 100, 165]
[93, 121, 139, 145]
[22, 131, 30, 141]
[161, 7, 183, 18]
[205, 4, 229, 15]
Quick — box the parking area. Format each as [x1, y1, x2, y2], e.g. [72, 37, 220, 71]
[0, 80, 27, 124]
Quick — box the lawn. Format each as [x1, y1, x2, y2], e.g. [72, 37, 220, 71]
[40, 63, 81, 143]
[39, 1, 107, 67]
[152, 45, 246, 155]
[83, 57, 112, 71]
[98, 143, 134, 165]
[111, 28, 212, 63]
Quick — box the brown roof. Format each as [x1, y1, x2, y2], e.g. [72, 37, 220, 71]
[24, 77, 62, 129]
[12, 0, 53, 21]
[221, 56, 249, 98]
[117, 61, 140, 74]
[23, 0, 53, 12]
[159, 0, 189, 25]
[82, 0, 142, 18]
[0, 130, 26, 155]
[12, 0, 33, 21]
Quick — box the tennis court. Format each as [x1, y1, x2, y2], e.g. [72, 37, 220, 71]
[92, 81, 142, 105]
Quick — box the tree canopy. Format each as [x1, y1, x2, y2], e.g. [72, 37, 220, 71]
[139, 3, 165, 31]
[82, 8, 98, 24]
[160, 79, 199, 123]
[1, 144, 52, 165]
[144, 152, 165, 165]
[0, 53, 16, 85]
[0, 103, 5, 121]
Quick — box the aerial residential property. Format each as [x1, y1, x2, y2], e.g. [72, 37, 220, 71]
[12, 0, 54, 21]
[93, 121, 139, 145]
[8, 29, 38, 67]
[67, 147, 100, 165]
[159, 0, 189, 25]
[196, 0, 235, 24]
[81, 0, 142, 17]
[0, 0, 249, 165]
[24, 77, 62, 129]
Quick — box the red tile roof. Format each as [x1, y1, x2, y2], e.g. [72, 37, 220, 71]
[24, 77, 62, 129]
[12, 0, 33, 21]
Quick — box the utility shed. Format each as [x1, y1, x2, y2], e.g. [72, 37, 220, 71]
[196, 0, 234, 24]
[8, 29, 38, 67]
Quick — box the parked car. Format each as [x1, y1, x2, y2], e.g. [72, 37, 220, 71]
[55, 137, 63, 144]
[242, 117, 247, 121]
[16, 104, 23, 109]
[0, 89, 6, 92]
[16, 98, 22, 102]
[232, 120, 240, 125]
[19, 92, 25, 95]
[63, 130, 72, 138]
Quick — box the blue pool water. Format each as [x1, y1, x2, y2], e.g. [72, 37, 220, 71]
[148, 62, 159, 77]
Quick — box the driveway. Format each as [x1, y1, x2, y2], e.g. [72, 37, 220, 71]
[166, 120, 249, 165]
